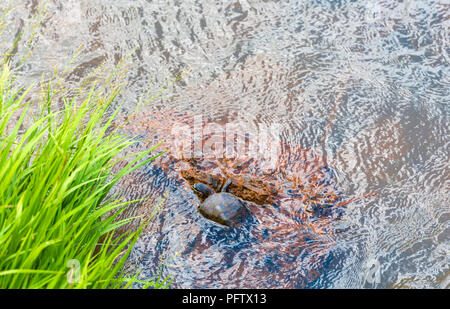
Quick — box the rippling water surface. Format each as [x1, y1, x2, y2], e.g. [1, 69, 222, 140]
[3, 0, 449, 288]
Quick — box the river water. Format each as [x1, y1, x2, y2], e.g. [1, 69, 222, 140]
[2, 0, 449, 288]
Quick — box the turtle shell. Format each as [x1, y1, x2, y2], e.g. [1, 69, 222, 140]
[199, 193, 250, 228]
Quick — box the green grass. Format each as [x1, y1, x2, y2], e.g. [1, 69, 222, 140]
[0, 63, 168, 289]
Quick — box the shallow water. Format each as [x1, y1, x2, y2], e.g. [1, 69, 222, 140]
[3, 0, 449, 288]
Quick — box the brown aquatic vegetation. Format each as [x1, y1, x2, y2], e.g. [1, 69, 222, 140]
[115, 108, 369, 238]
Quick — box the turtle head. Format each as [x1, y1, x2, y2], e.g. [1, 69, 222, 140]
[192, 183, 215, 199]
[221, 179, 232, 192]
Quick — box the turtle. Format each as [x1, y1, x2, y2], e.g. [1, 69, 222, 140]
[192, 179, 251, 228]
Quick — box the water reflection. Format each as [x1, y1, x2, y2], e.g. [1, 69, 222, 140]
[2, 0, 449, 288]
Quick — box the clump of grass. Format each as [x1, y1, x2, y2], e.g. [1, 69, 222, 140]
[0, 63, 167, 289]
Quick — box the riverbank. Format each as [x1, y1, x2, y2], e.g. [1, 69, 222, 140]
[0, 63, 169, 288]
